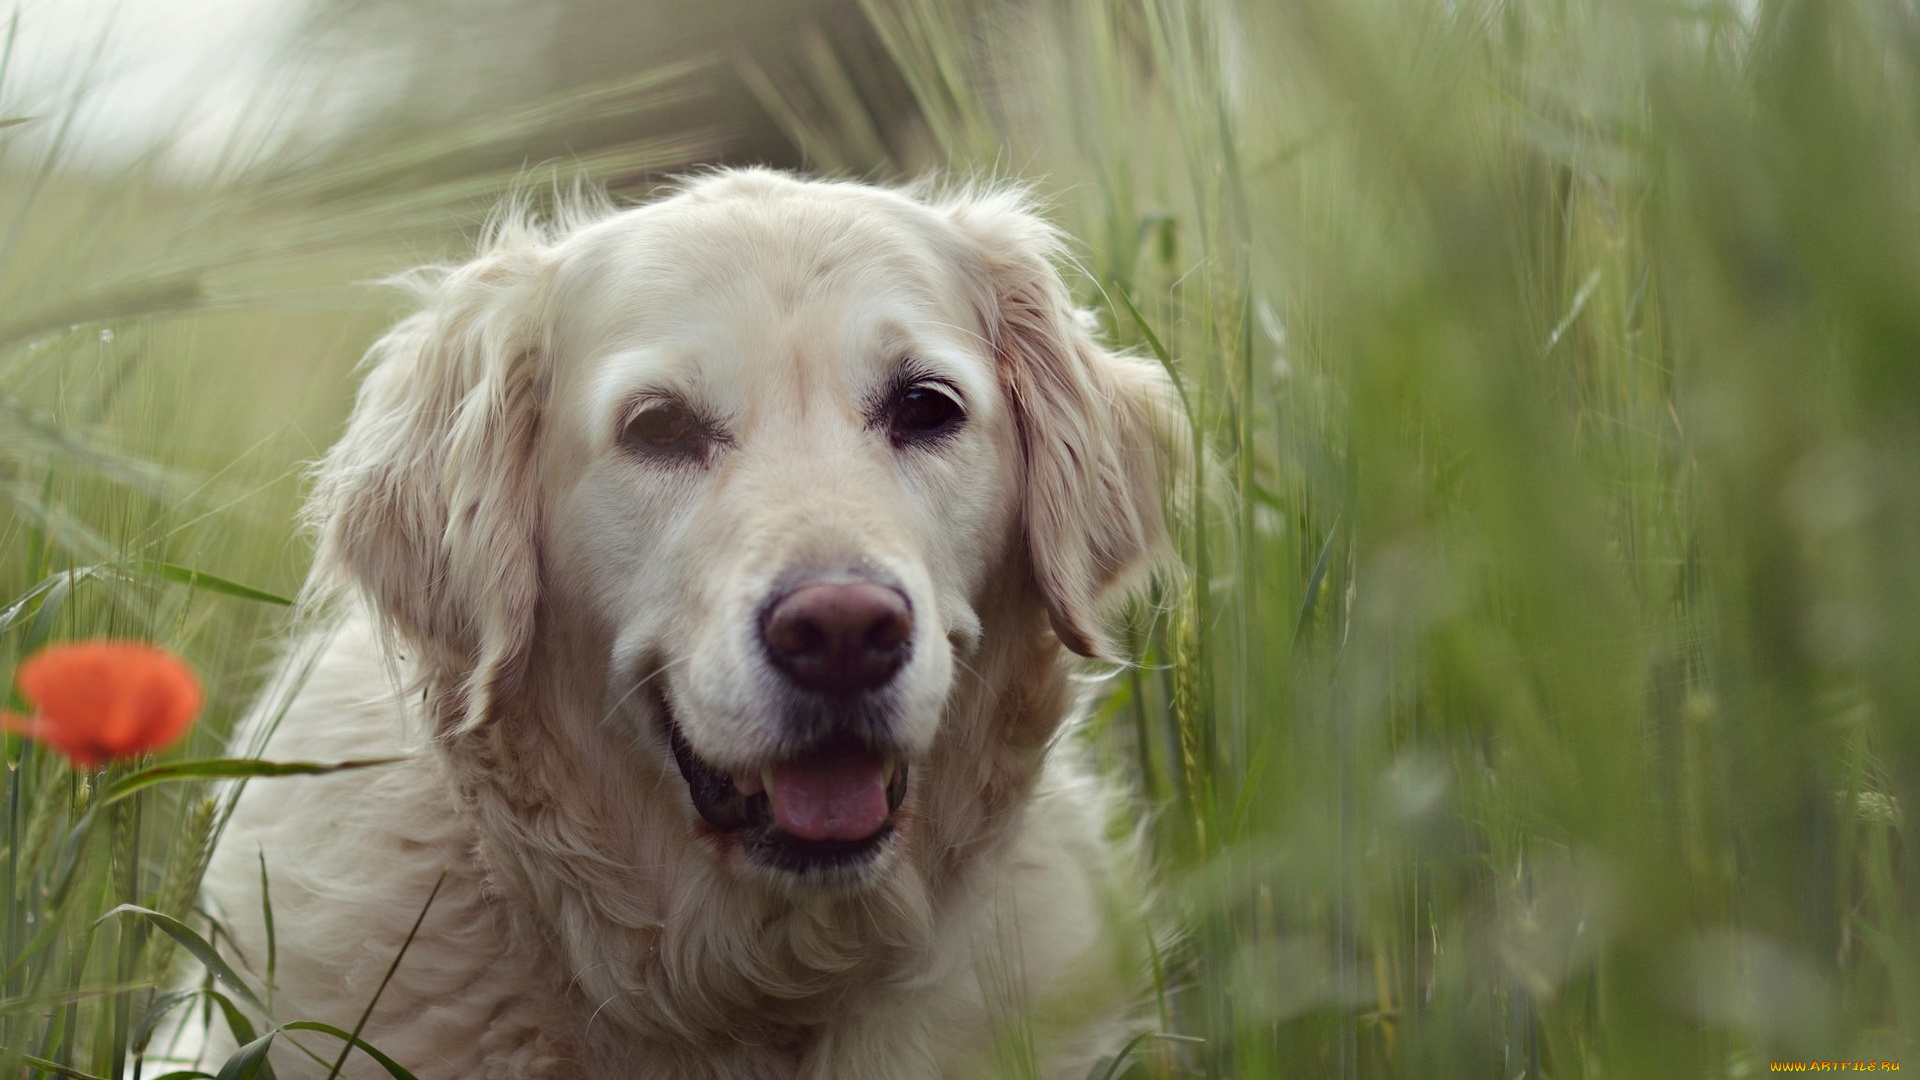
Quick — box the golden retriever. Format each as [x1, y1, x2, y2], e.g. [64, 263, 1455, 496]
[192, 169, 1179, 1080]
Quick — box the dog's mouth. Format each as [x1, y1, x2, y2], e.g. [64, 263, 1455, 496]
[663, 700, 910, 875]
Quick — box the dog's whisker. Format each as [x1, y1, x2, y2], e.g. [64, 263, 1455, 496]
[948, 651, 986, 687]
[599, 653, 695, 731]
[582, 984, 648, 1040]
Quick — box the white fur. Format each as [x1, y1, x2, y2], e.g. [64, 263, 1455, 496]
[187, 170, 1179, 1080]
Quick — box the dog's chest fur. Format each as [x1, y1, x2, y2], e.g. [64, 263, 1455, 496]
[196, 609, 1129, 1080]
[441, 613, 1071, 1074]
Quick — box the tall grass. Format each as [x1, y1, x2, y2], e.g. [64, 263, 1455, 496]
[6, 0, 1920, 1076]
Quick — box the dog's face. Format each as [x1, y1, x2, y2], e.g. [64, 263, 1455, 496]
[538, 184, 1022, 880]
[314, 170, 1176, 889]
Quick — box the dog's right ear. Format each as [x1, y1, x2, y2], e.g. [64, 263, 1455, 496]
[943, 190, 1186, 663]
[308, 227, 553, 735]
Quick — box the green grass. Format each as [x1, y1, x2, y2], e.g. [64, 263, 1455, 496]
[6, 0, 1920, 1076]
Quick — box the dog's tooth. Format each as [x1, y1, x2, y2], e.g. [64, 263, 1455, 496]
[761, 768, 777, 804]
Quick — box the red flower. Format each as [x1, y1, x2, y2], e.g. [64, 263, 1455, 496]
[1, 642, 203, 768]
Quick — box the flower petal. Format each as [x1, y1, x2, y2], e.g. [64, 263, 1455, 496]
[13, 642, 203, 767]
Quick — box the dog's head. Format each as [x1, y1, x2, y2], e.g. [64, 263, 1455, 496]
[313, 170, 1178, 888]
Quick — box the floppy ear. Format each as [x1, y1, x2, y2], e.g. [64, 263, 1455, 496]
[945, 191, 1184, 661]
[308, 227, 553, 734]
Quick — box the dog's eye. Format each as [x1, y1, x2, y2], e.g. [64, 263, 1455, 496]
[888, 385, 964, 444]
[622, 401, 703, 458]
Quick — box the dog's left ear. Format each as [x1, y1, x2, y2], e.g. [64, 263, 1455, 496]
[945, 192, 1185, 661]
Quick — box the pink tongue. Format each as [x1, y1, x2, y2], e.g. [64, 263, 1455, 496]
[768, 750, 890, 842]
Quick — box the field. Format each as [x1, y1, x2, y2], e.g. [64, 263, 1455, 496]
[3, 0, 1917, 1076]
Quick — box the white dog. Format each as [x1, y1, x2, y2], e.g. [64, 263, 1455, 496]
[193, 169, 1179, 1080]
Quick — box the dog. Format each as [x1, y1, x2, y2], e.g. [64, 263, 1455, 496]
[190, 169, 1180, 1080]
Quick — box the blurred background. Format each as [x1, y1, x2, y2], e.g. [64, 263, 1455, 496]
[4, 0, 1919, 1077]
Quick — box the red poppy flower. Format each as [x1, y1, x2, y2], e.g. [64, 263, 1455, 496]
[1, 641, 203, 768]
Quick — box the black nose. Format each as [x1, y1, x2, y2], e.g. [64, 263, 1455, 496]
[762, 581, 912, 695]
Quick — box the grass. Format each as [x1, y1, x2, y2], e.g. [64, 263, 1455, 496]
[5, 0, 1920, 1076]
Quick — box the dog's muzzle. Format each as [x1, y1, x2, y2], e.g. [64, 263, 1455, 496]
[664, 575, 918, 875]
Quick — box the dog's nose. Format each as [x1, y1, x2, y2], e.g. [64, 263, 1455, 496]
[762, 582, 911, 695]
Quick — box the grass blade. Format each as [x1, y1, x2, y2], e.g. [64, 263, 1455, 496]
[281, 1024, 419, 1080]
[211, 1032, 276, 1080]
[16, 1051, 110, 1080]
[97, 759, 408, 810]
[1291, 517, 1341, 645]
[134, 565, 292, 607]
[94, 908, 267, 1019]
[322, 871, 445, 1080]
